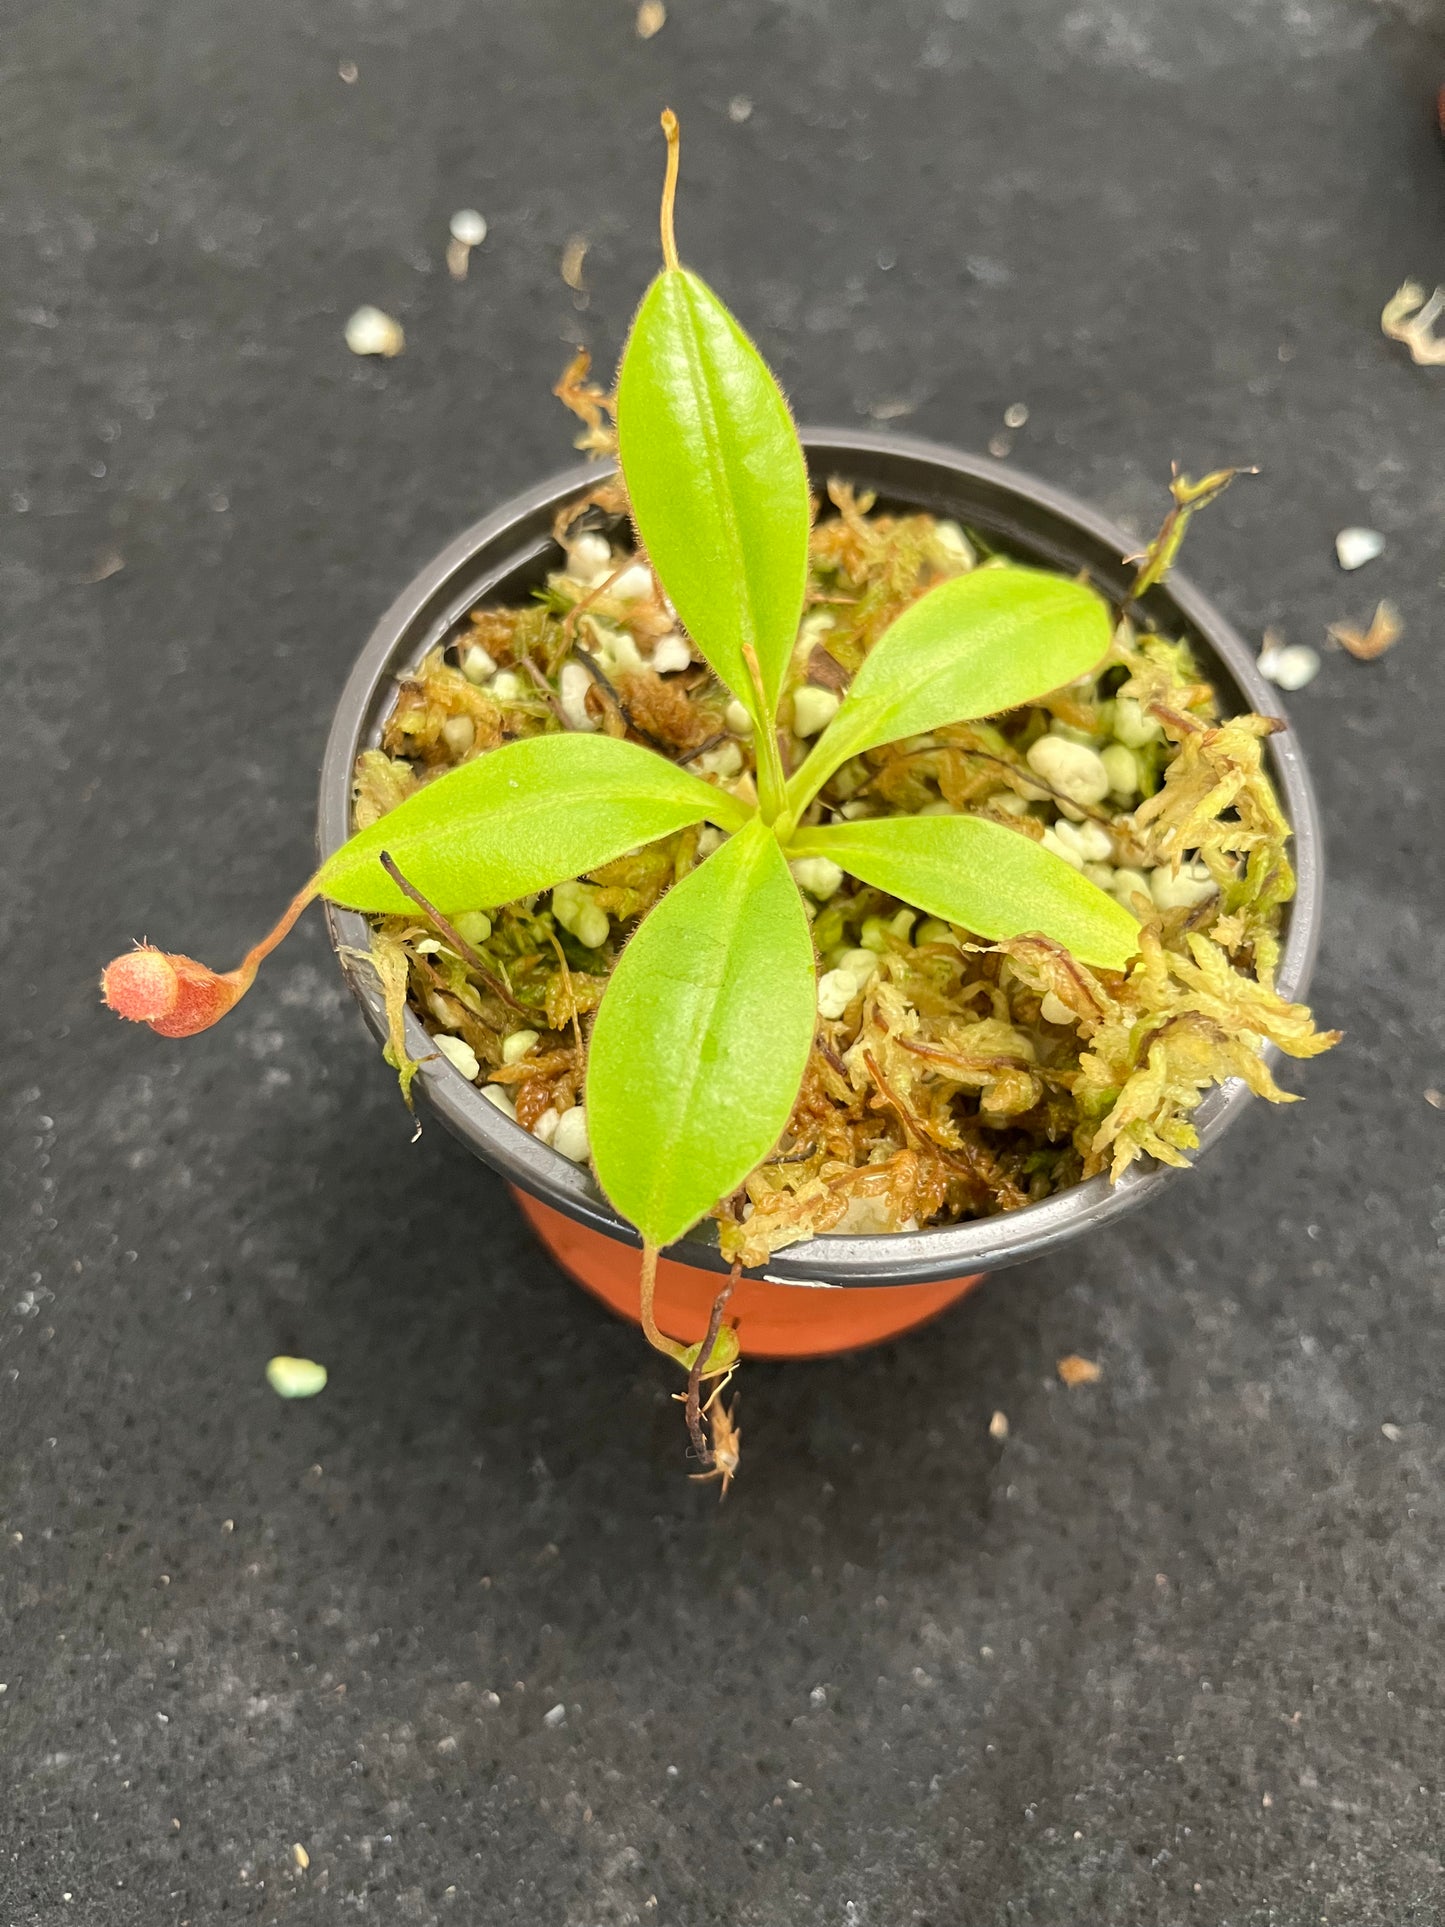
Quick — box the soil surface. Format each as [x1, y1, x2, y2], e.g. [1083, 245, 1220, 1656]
[5, 2, 1444, 1922]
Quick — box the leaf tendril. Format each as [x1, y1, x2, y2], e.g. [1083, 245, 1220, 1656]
[659, 109, 681, 272]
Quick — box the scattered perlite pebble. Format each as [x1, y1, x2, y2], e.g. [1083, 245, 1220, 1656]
[636, 0, 666, 36]
[450, 208, 488, 247]
[552, 880, 609, 949]
[1112, 694, 1161, 748]
[1425, 1088, 1444, 1110]
[1111, 867, 1152, 912]
[543, 1702, 567, 1728]
[344, 305, 405, 358]
[836, 947, 880, 987]
[729, 95, 753, 122]
[552, 1106, 590, 1164]
[609, 561, 654, 601]
[793, 686, 841, 737]
[558, 659, 597, 731]
[1257, 637, 1320, 690]
[695, 739, 744, 778]
[1025, 734, 1111, 807]
[1256, 632, 1285, 674]
[432, 1033, 480, 1081]
[1380, 1422, 1403, 1443]
[651, 633, 691, 675]
[1051, 817, 1113, 864]
[338, 59, 358, 83]
[1335, 526, 1385, 571]
[266, 1356, 328, 1400]
[916, 918, 959, 947]
[601, 628, 645, 674]
[988, 432, 1013, 459]
[790, 856, 844, 900]
[1003, 401, 1030, 429]
[501, 1029, 539, 1065]
[1040, 826, 1083, 870]
[481, 1084, 518, 1120]
[988, 1409, 1010, 1441]
[292, 1844, 310, 1871]
[817, 969, 859, 1020]
[1149, 861, 1216, 912]
[1101, 741, 1139, 798]
[929, 520, 974, 571]
[809, 1685, 828, 1707]
[567, 530, 612, 582]
[446, 209, 487, 281]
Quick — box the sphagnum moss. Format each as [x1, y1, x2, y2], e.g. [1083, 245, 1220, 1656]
[351, 447, 1336, 1271]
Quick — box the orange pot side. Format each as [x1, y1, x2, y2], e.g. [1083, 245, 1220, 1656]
[514, 1190, 986, 1360]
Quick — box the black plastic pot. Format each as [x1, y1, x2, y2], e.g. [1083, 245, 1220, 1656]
[318, 429, 1323, 1289]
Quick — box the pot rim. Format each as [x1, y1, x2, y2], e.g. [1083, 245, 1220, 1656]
[318, 427, 1324, 1287]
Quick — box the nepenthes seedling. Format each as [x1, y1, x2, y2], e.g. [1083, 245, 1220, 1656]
[102, 113, 1336, 1485]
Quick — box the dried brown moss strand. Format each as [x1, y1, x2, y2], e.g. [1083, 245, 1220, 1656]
[376, 851, 531, 1016]
[659, 109, 681, 271]
[684, 1268, 737, 1463]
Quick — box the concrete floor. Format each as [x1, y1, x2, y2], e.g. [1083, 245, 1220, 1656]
[5, 1, 1444, 1920]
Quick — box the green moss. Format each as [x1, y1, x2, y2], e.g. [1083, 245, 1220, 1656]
[354, 486, 1336, 1260]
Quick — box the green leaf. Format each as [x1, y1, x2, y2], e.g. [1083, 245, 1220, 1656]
[587, 816, 817, 1248]
[316, 732, 748, 915]
[789, 815, 1141, 971]
[616, 267, 811, 725]
[786, 566, 1112, 812]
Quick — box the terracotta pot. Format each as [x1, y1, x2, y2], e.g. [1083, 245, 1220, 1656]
[511, 1190, 985, 1360]
[318, 431, 1324, 1360]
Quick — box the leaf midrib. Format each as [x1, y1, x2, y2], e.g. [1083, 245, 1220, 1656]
[635, 828, 773, 1226]
[323, 787, 725, 911]
[674, 274, 758, 697]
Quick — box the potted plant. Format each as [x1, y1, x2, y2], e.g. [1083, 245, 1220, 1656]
[101, 115, 1336, 1486]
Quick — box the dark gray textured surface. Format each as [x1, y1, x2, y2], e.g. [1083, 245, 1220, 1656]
[5, 2, 1444, 1921]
